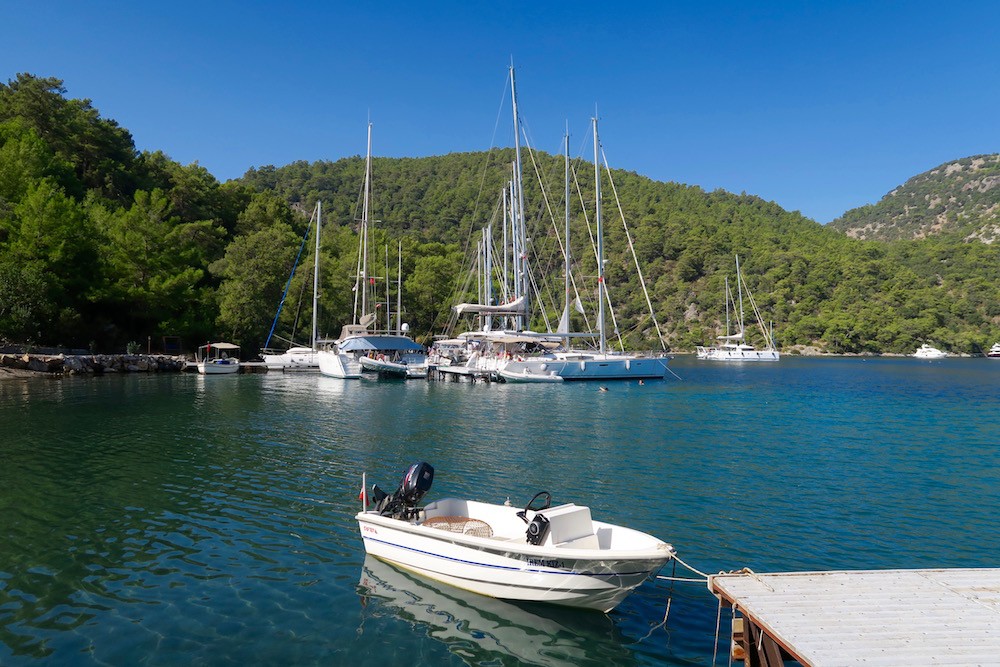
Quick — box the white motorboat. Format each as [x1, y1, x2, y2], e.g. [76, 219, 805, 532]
[497, 366, 564, 383]
[261, 346, 318, 372]
[358, 352, 429, 379]
[357, 463, 675, 613]
[195, 342, 240, 374]
[913, 344, 947, 359]
[987, 342, 1000, 358]
[696, 256, 779, 362]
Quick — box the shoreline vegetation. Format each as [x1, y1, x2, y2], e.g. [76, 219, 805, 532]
[2, 75, 998, 357]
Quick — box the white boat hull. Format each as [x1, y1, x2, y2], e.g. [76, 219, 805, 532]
[913, 344, 947, 359]
[317, 350, 362, 378]
[358, 354, 429, 379]
[696, 346, 780, 362]
[196, 360, 240, 374]
[501, 354, 669, 381]
[357, 498, 673, 613]
[261, 347, 318, 371]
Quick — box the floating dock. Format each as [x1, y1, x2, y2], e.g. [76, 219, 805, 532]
[433, 365, 496, 382]
[708, 568, 1000, 666]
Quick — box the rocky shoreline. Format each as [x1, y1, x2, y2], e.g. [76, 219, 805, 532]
[0, 353, 187, 377]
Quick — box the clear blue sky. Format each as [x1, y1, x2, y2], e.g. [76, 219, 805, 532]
[4, 1, 998, 223]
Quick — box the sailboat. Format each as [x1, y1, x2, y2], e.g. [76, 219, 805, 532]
[452, 70, 669, 382]
[317, 123, 424, 379]
[696, 256, 779, 361]
[261, 202, 322, 371]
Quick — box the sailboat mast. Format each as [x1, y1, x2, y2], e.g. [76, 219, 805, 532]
[736, 255, 745, 335]
[724, 276, 731, 338]
[510, 65, 528, 330]
[593, 116, 606, 355]
[396, 240, 402, 335]
[560, 128, 571, 344]
[361, 122, 373, 321]
[502, 186, 509, 305]
[484, 225, 493, 331]
[312, 201, 321, 348]
[385, 244, 390, 332]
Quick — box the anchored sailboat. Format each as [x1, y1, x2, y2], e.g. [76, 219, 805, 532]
[450, 67, 669, 382]
[696, 256, 779, 361]
[261, 202, 322, 371]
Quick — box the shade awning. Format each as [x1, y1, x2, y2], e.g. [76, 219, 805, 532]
[339, 336, 424, 352]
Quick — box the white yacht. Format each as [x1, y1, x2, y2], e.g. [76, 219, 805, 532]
[697, 256, 779, 362]
[987, 342, 1000, 358]
[913, 344, 947, 359]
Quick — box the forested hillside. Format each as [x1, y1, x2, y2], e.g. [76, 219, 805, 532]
[830, 155, 1000, 242]
[2, 73, 999, 356]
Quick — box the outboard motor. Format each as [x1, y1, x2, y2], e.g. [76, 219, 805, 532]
[372, 462, 434, 519]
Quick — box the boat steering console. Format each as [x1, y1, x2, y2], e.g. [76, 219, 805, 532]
[517, 491, 552, 545]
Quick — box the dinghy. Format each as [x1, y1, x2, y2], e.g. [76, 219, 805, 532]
[356, 463, 674, 613]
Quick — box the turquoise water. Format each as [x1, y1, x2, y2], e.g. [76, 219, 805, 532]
[1, 357, 998, 665]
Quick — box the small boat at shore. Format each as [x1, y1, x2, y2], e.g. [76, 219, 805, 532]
[357, 463, 674, 613]
[195, 342, 240, 374]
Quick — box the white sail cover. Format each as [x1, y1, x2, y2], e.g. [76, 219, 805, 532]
[452, 296, 527, 316]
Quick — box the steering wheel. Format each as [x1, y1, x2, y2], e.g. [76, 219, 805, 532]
[516, 491, 552, 523]
[525, 490, 551, 512]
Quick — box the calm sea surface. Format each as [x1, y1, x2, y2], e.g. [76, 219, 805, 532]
[1, 356, 998, 665]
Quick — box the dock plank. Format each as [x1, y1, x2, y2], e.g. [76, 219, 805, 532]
[708, 568, 1000, 666]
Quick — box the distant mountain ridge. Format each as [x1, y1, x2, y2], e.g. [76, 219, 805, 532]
[830, 154, 1000, 242]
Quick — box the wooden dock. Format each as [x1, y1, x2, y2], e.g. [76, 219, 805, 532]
[708, 568, 1000, 666]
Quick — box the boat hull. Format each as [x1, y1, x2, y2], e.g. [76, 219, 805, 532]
[196, 360, 240, 374]
[261, 348, 318, 372]
[357, 510, 672, 612]
[317, 350, 362, 378]
[500, 354, 669, 381]
[696, 347, 780, 361]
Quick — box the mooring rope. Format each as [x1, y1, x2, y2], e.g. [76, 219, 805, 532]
[655, 552, 710, 584]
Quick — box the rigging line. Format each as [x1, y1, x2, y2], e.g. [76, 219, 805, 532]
[569, 160, 602, 337]
[263, 204, 317, 350]
[447, 71, 513, 324]
[443, 193, 504, 322]
[741, 268, 774, 348]
[519, 128, 566, 327]
[601, 146, 668, 351]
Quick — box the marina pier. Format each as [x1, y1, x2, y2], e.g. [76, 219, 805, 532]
[708, 568, 1000, 666]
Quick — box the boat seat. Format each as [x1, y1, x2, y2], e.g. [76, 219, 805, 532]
[540, 504, 599, 548]
[423, 516, 493, 538]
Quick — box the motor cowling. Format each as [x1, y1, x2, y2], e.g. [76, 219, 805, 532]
[374, 462, 434, 519]
[399, 462, 434, 505]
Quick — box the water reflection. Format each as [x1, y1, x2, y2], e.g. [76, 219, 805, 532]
[357, 556, 636, 667]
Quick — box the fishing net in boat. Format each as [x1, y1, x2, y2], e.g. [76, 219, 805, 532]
[424, 516, 493, 538]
